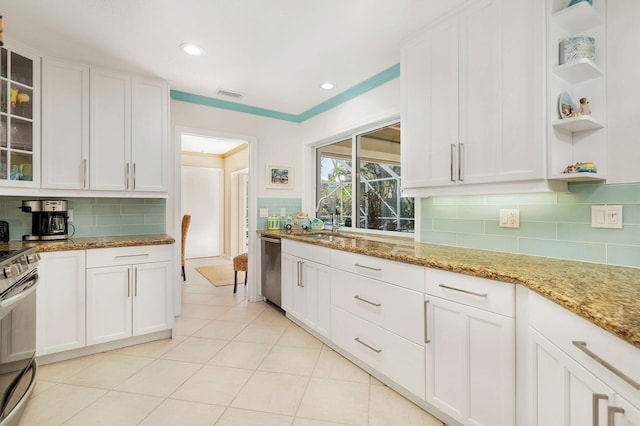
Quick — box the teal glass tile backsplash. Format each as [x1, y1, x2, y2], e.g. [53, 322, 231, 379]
[0, 196, 166, 240]
[257, 198, 302, 229]
[419, 182, 640, 268]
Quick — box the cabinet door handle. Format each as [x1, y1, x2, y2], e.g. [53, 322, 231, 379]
[133, 163, 136, 190]
[114, 254, 149, 259]
[82, 159, 87, 188]
[354, 263, 382, 272]
[450, 144, 456, 182]
[127, 273, 131, 297]
[424, 299, 430, 344]
[593, 393, 609, 426]
[438, 283, 488, 298]
[134, 267, 138, 296]
[608, 406, 625, 426]
[353, 295, 381, 307]
[297, 260, 304, 287]
[572, 341, 640, 390]
[458, 143, 464, 182]
[125, 163, 130, 190]
[354, 337, 382, 353]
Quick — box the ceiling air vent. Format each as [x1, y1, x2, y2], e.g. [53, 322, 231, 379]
[216, 88, 244, 99]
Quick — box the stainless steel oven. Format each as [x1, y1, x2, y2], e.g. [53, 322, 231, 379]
[0, 247, 39, 426]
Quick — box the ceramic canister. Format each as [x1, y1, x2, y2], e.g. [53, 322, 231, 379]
[561, 37, 595, 64]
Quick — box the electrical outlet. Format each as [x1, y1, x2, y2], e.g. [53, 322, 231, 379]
[592, 205, 623, 229]
[259, 208, 269, 218]
[67, 209, 73, 223]
[499, 209, 520, 228]
[280, 207, 286, 216]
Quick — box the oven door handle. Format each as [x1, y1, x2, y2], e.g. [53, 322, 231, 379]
[0, 274, 38, 315]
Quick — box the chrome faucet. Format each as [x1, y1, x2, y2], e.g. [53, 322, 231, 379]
[315, 196, 339, 233]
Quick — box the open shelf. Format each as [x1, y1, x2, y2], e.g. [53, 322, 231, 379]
[553, 59, 603, 83]
[552, 2, 603, 34]
[552, 115, 604, 132]
[550, 172, 605, 182]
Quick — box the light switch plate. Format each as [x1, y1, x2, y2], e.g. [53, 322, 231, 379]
[280, 207, 286, 216]
[592, 205, 622, 229]
[499, 209, 520, 228]
[259, 208, 269, 218]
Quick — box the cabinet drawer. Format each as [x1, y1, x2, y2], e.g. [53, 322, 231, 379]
[331, 306, 425, 399]
[331, 269, 424, 345]
[282, 240, 331, 265]
[425, 268, 514, 317]
[529, 290, 640, 406]
[86, 244, 172, 268]
[331, 250, 425, 292]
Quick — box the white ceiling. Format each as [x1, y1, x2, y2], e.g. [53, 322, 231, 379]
[2, 0, 465, 114]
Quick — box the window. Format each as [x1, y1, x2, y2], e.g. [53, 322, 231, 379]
[316, 122, 414, 233]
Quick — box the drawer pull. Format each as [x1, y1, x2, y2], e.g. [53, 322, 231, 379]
[593, 393, 609, 426]
[114, 253, 150, 259]
[354, 337, 382, 353]
[354, 263, 382, 272]
[573, 341, 640, 390]
[438, 283, 487, 298]
[353, 295, 381, 307]
[608, 406, 625, 426]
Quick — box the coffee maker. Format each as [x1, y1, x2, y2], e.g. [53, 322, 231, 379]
[20, 200, 69, 241]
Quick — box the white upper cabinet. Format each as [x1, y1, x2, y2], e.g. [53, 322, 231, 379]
[90, 68, 131, 191]
[0, 44, 40, 188]
[131, 77, 168, 192]
[401, 14, 459, 189]
[41, 58, 89, 189]
[401, 0, 559, 196]
[40, 59, 168, 193]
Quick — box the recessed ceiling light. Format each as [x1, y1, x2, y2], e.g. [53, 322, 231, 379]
[320, 81, 335, 90]
[180, 43, 204, 56]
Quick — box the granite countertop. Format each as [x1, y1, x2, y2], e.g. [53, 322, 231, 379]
[259, 229, 640, 350]
[0, 234, 175, 252]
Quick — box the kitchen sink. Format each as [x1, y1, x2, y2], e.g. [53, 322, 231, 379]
[302, 233, 358, 243]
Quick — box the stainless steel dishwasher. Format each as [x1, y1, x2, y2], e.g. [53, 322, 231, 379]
[260, 236, 281, 307]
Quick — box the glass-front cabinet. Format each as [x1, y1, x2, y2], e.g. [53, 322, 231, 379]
[0, 46, 39, 185]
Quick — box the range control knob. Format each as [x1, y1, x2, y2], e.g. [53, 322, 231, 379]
[3, 264, 20, 279]
[26, 253, 41, 264]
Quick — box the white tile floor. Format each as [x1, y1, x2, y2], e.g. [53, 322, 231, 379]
[20, 257, 444, 426]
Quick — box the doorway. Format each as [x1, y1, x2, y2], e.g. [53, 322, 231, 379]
[230, 168, 249, 257]
[181, 166, 223, 258]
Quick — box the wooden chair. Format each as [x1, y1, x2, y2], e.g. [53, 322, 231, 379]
[233, 252, 248, 293]
[181, 214, 191, 281]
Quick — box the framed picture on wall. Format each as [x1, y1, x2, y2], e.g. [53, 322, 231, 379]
[266, 165, 293, 189]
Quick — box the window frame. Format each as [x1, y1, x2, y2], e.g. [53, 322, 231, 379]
[313, 119, 414, 237]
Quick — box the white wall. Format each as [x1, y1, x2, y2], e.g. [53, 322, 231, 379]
[298, 79, 401, 211]
[606, 0, 640, 184]
[171, 101, 303, 198]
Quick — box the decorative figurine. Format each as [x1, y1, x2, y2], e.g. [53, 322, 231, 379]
[579, 98, 591, 115]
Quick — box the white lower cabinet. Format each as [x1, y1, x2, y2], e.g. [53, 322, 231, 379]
[281, 241, 331, 339]
[36, 251, 86, 356]
[331, 305, 425, 397]
[85, 245, 173, 346]
[329, 251, 425, 399]
[425, 270, 515, 426]
[528, 290, 640, 426]
[531, 327, 616, 426]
